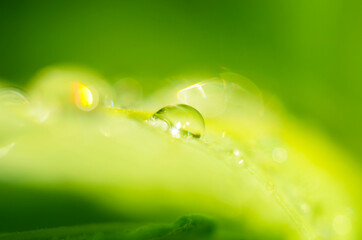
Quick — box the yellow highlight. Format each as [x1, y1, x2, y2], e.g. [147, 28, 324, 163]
[72, 82, 96, 111]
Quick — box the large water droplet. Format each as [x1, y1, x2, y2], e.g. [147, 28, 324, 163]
[177, 72, 263, 118]
[149, 104, 205, 138]
[0, 88, 31, 123]
[0, 88, 29, 106]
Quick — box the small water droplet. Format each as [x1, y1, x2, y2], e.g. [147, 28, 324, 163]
[228, 148, 247, 167]
[300, 203, 310, 214]
[272, 147, 288, 163]
[149, 104, 205, 138]
[265, 182, 275, 192]
[233, 149, 241, 156]
[237, 159, 245, 165]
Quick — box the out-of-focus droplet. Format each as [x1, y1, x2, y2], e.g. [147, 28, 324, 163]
[300, 203, 310, 214]
[114, 78, 142, 108]
[178, 79, 226, 117]
[238, 159, 245, 165]
[333, 215, 352, 236]
[0, 142, 15, 158]
[232, 149, 246, 166]
[265, 182, 275, 192]
[149, 104, 205, 138]
[72, 82, 98, 111]
[0, 88, 29, 106]
[29, 66, 114, 113]
[233, 149, 241, 156]
[224, 147, 247, 167]
[272, 147, 288, 163]
[33, 108, 50, 123]
[177, 72, 263, 118]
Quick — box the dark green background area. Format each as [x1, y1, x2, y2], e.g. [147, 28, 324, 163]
[0, 0, 361, 160]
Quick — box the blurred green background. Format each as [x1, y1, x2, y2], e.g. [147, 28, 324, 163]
[0, 0, 361, 161]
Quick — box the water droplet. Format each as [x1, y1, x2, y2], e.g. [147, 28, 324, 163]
[333, 215, 352, 236]
[237, 159, 245, 165]
[177, 72, 263, 118]
[233, 149, 241, 156]
[265, 182, 275, 192]
[272, 147, 288, 163]
[72, 82, 99, 111]
[300, 203, 310, 214]
[149, 104, 205, 138]
[29, 66, 114, 113]
[0, 88, 29, 106]
[228, 148, 247, 167]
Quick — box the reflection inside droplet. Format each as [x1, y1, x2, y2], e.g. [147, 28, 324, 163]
[233, 149, 241, 156]
[238, 159, 244, 165]
[230, 148, 246, 167]
[149, 104, 205, 138]
[72, 82, 99, 111]
[29, 66, 114, 113]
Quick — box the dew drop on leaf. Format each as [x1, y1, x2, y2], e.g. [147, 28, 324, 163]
[272, 147, 288, 163]
[265, 181, 275, 193]
[72, 81, 98, 111]
[300, 203, 310, 214]
[149, 104, 205, 139]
